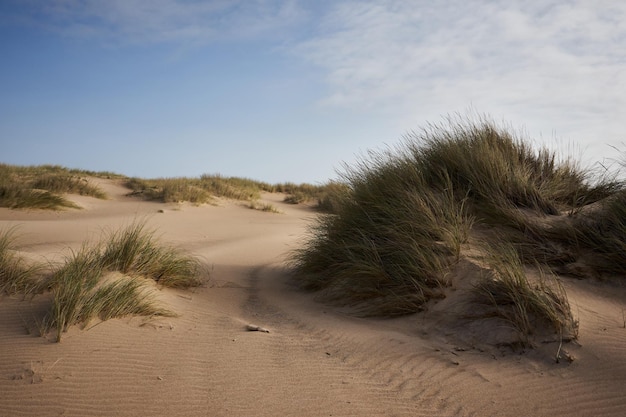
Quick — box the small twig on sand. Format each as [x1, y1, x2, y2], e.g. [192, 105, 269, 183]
[246, 324, 270, 333]
[555, 329, 563, 364]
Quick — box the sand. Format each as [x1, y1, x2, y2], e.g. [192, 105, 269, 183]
[1, 178, 625, 417]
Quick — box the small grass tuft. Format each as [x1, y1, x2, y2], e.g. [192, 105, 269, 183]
[248, 200, 281, 213]
[100, 220, 204, 288]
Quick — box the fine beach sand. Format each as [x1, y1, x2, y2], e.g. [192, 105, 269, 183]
[1, 178, 626, 417]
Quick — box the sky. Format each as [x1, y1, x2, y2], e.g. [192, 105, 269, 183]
[1, 0, 625, 184]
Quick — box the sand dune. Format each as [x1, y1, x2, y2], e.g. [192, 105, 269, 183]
[1, 179, 625, 417]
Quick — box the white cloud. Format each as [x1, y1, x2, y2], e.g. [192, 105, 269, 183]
[294, 0, 626, 162]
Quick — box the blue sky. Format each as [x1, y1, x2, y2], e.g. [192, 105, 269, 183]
[1, 1, 625, 184]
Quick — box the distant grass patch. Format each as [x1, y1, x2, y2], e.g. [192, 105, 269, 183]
[248, 200, 281, 213]
[124, 174, 340, 212]
[0, 164, 108, 210]
[125, 174, 265, 203]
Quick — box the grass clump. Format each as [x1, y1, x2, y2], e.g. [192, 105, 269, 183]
[290, 114, 603, 340]
[125, 174, 340, 209]
[48, 245, 174, 342]
[291, 148, 473, 316]
[0, 228, 43, 295]
[100, 220, 203, 288]
[473, 243, 578, 347]
[31, 174, 107, 199]
[125, 177, 213, 204]
[0, 164, 107, 210]
[555, 190, 626, 276]
[46, 221, 202, 341]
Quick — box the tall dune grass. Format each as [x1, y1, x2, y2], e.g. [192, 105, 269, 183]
[291, 146, 474, 316]
[291, 115, 612, 333]
[0, 228, 43, 295]
[553, 190, 626, 276]
[412, 117, 618, 220]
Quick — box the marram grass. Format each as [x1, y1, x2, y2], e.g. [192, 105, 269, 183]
[100, 220, 203, 288]
[45, 221, 203, 341]
[291, 115, 613, 345]
[48, 245, 176, 342]
[473, 242, 578, 347]
[0, 164, 107, 210]
[0, 227, 44, 295]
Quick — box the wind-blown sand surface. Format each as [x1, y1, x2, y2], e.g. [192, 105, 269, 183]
[1, 179, 625, 417]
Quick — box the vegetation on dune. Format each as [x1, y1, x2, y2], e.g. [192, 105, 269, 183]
[47, 221, 204, 341]
[291, 115, 623, 348]
[0, 164, 109, 210]
[247, 200, 282, 213]
[124, 174, 336, 210]
[5, 116, 626, 352]
[48, 244, 176, 342]
[100, 220, 203, 288]
[291, 145, 474, 316]
[1, 162, 337, 211]
[473, 243, 578, 347]
[0, 221, 203, 342]
[0, 228, 44, 295]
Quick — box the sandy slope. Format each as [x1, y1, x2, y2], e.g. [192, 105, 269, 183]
[1, 179, 625, 417]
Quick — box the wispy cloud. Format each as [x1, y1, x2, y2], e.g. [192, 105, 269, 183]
[5, 0, 306, 45]
[295, 0, 626, 155]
